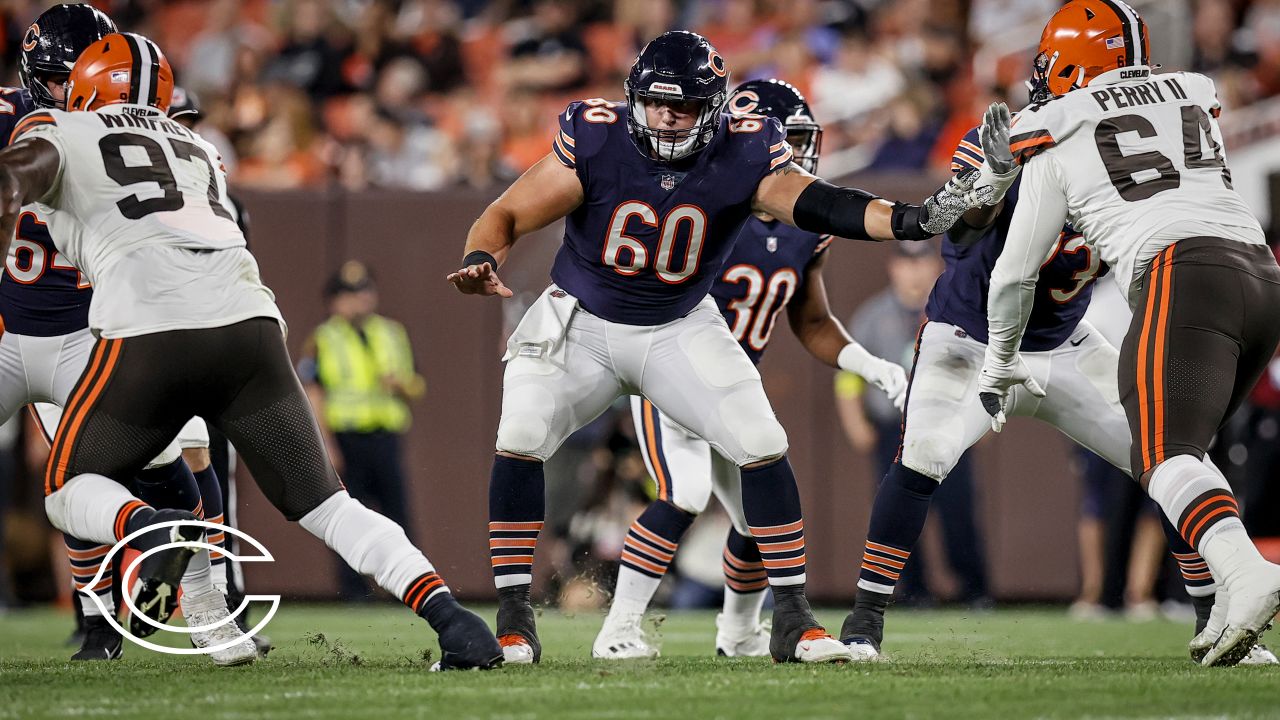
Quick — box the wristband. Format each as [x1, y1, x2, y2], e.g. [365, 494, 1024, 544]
[463, 250, 497, 269]
[890, 202, 930, 241]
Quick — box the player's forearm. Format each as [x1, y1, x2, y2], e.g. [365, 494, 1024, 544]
[795, 313, 855, 368]
[463, 207, 518, 266]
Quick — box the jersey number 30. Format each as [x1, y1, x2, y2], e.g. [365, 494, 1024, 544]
[99, 133, 234, 222]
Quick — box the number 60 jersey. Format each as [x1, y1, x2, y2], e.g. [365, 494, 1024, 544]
[1006, 69, 1265, 303]
[13, 104, 280, 338]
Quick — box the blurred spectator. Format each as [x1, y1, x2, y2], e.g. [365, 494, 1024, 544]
[503, 0, 589, 93]
[265, 0, 346, 99]
[298, 261, 426, 601]
[835, 243, 990, 607]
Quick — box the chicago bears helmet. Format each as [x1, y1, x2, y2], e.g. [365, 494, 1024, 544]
[1029, 0, 1150, 102]
[19, 3, 117, 109]
[728, 79, 822, 174]
[624, 31, 730, 162]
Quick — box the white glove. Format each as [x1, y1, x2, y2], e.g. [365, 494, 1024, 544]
[977, 352, 1045, 432]
[973, 102, 1020, 206]
[918, 169, 997, 235]
[838, 343, 909, 411]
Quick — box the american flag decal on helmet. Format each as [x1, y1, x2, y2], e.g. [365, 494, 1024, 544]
[1106, 36, 1124, 49]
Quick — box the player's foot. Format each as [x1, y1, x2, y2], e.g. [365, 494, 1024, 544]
[592, 614, 659, 660]
[181, 590, 257, 667]
[129, 510, 204, 638]
[1189, 588, 1227, 663]
[843, 636, 882, 663]
[496, 586, 540, 665]
[226, 595, 273, 657]
[429, 596, 503, 671]
[769, 590, 851, 664]
[714, 613, 769, 657]
[1202, 563, 1280, 667]
[70, 615, 122, 661]
[1240, 643, 1279, 665]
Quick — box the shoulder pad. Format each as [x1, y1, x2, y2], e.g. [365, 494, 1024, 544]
[10, 110, 57, 145]
[553, 99, 623, 169]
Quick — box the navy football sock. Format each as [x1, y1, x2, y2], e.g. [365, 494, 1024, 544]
[65, 534, 115, 616]
[133, 459, 201, 514]
[620, 500, 694, 581]
[858, 462, 937, 595]
[723, 527, 768, 594]
[1160, 514, 1216, 598]
[740, 456, 807, 588]
[191, 465, 230, 584]
[489, 455, 545, 590]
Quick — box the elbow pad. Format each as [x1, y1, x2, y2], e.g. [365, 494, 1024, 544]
[792, 179, 878, 240]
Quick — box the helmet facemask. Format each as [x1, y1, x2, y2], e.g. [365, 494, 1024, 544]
[784, 113, 822, 174]
[626, 81, 726, 162]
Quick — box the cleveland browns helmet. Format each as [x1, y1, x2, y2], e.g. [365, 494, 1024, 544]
[66, 33, 175, 113]
[19, 3, 117, 109]
[1029, 0, 1151, 102]
[728, 79, 823, 174]
[624, 31, 730, 162]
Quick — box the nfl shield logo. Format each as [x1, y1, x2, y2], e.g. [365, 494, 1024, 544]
[660, 174, 676, 191]
[767, 237, 778, 252]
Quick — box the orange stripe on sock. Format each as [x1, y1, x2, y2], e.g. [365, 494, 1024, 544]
[1179, 493, 1237, 539]
[488, 521, 543, 531]
[758, 538, 805, 553]
[866, 541, 910, 559]
[861, 561, 900, 580]
[621, 549, 667, 575]
[631, 522, 678, 552]
[762, 555, 806, 569]
[1187, 506, 1239, 547]
[490, 555, 534, 566]
[489, 538, 537, 548]
[749, 520, 803, 537]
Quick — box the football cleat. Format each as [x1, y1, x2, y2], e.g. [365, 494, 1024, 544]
[70, 615, 122, 661]
[1201, 563, 1280, 667]
[181, 590, 257, 667]
[431, 601, 503, 671]
[1240, 643, 1279, 665]
[1189, 589, 1227, 663]
[128, 509, 203, 638]
[844, 636, 883, 663]
[714, 613, 770, 658]
[593, 615, 659, 660]
[496, 590, 540, 665]
[770, 592, 851, 664]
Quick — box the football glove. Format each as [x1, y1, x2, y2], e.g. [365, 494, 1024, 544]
[838, 343, 909, 411]
[977, 353, 1045, 433]
[973, 101, 1020, 205]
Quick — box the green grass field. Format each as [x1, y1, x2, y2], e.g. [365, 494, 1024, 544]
[1, 604, 1277, 719]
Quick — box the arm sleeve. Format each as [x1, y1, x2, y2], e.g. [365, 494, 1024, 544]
[985, 153, 1069, 367]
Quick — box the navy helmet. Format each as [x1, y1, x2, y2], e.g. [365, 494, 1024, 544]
[728, 79, 822, 174]
[19, 3, 116, 109]
[624, 31, 730, 162]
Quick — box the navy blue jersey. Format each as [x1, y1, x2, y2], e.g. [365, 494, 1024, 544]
[0, 87, 91, 336]
[715, 216, 830, 364]
[550, 99, 793, 325]
[925, 127, 1105, 352]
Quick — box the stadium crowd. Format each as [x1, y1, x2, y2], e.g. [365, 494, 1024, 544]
[0, 0, 1276, 191]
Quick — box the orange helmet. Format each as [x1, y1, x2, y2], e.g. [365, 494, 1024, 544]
[1030, 0, 1151, 101]
[66, 33, 173, 113]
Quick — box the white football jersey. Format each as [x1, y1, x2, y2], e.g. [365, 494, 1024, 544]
[1006, 68, 1265, 303]
[18, 103, 281, 338]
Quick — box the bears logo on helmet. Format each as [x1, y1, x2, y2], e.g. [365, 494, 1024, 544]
[727, 79, 823, 174]
[19, 4, 117, 109]
[624, 31, 730, 162]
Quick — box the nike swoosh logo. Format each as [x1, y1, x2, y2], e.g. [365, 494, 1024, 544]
[1070, 334, 1089, 347]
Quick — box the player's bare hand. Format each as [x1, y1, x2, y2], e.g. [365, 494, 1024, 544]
[979, 102, 1015, 175]
[977, 354, 1046, 432]
[447, 263, 514, 298]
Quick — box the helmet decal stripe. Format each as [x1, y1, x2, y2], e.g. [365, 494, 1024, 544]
[1098, 0, 1142, 66]
[143, 37, 162, 106]
[123, 33, 145, 104]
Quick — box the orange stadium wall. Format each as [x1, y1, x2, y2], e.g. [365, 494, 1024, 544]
[232, 175, 1081, 604]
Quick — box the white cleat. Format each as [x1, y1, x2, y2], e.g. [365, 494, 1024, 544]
[592, 615, 659, 660]
[1202, 563, 1280, 667]
[499, 637, 537, 665]
[845, 637, 882, 663]
[714, 614, 770, 657]
[794, 629, 853, 664]
[1240, 644, 1279, 665]
[181, 590, 257, 667]
[1189, 588, 1228, 663]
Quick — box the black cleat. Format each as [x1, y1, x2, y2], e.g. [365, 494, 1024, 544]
[128, 510, 203, 638]
[495, 586, 540, 665]
[769, 590, 850, 664]
[71, 615, 123, 661]
[430, 597, 503, 671]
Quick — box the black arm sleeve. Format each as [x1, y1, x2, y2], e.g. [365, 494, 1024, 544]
[792, 179, 878, 241]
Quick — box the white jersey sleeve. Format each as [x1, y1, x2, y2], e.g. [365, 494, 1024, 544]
[15, 105, 280, 338]
[1007, 70, 1264, 305]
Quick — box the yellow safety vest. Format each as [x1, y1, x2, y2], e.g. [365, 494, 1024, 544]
[313, 314, 420, 433]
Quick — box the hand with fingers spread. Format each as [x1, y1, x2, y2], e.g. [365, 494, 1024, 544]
[447, 250, 513, 298]
[917, 168, 996, 236]
[977, 353, 1045, 432]
[971, 101, 1021, 207]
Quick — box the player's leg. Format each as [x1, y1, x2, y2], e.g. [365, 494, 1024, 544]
[841, 321, 992, 659]
[593, 397, 712, 660]
[489, 302, 626, 664]
[1120, 241, 1280, 666]
[635, 300, 845, 664]
[706, 453, 770, 657]
[205, 318, 499, 670]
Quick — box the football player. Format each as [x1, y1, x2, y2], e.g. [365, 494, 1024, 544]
[591, 79, 907, 660]
[448, 31, 1012, 665]
[980, 0, 1280, 667]
[0, 33, 502, 670]
[0, 3, 240, 663]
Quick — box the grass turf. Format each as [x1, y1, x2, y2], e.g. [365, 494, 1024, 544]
[1, 604, 1277, 719]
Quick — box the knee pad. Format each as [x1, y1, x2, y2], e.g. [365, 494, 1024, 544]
[717, 388, 788, 464]
[495, 384, 555, 460]
[735, 417, 788, 463]
[900, 433, 962, 481]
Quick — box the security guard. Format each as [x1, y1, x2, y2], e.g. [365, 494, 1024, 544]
[299, 261, 425, 600]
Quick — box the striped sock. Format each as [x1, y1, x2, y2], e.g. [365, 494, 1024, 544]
[65, 535, 115, 617]
[1161, 514, 1216, 597]
[191, 465, 230, 590]
[611, 501, 694, 617]
[858, 462, 936, 594]
[741, 457, 807, 587]
[722, 528, 768, 594]
[404, 570, 449, 614]
[489, 455, 545, 589]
